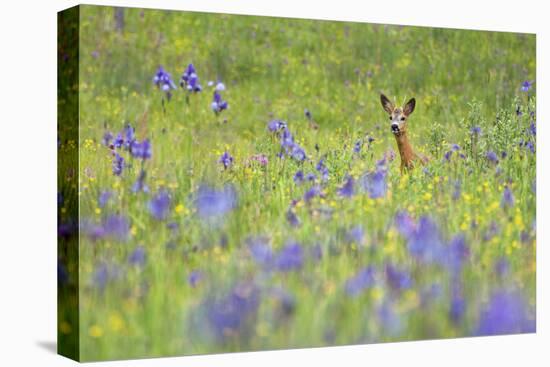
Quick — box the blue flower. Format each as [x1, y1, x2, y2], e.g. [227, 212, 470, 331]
[132, 169, 149, 193]
[485, 150, 499, 164]
[124, 123, 135, 149]
[205, 283, 260, 342]
[102, 131, 113, 146]
[385, 263, 413, 291]
[293, 170, 304, 184]
[128, 246, 146, 267]
[180, 63, 202, 92]
[290, 145, 307, 162]
[113, 133, 124, 149]
[520, 80, 533, 92]
[406, 216, 444, 263]
[345, 266, 375, 296]
[112, 152, 125, 176]
[345, 225, 365, 245]
[501, 186, 515, 208]
[274, 242, 304, 272]
[148, 191, 171, 220]
[286, 208, 300, 227]
[360, 169, 387, 199]
[470, 126, 482, 135]
[452, 180, 461, 201]
[449, 290, 466, 324]
[267, 120, 287, 132]
[188, 270, 203, 288]
[476, 290, 535, 335]
[153, 66, 177, 99]
[98, 191, 112, 208]
[394, 211, 416, 238]
[446, 234, 469, 274]
[304, 184, 321, 202]
[102, 215, 130, 242]
[316, 157, 329, 181]
[338, 175, 355, 198]
[194, 185, 237, 219]
[219, 151, 234, 169]
[247, 237, 273, 267]
[130, 139, 152, 160]
[353, 140, 362, 153]
[211, 91, 228, 114]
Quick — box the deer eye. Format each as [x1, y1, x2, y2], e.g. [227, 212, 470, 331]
[400, 117, 406, 121]
[389, 116, 392, 120]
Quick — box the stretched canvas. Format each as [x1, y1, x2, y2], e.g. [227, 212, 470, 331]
[58, 4, 536, 362]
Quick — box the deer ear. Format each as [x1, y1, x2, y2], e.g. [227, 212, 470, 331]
[403, 98, 416, 116]
[380, 94, 394, 114]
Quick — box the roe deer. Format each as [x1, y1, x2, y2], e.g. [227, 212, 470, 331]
[380, 93, 428, 172]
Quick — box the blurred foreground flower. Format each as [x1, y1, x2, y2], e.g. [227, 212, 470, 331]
[194, 185, 237, 219]
[148, 191, 171, 220]
[476, 290, 535, 335]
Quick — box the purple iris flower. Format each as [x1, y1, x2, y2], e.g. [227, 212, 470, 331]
[102, 131, 113, 146]
[286, 209, 300, 227]
[211, 91, 228, 114]
[345, 225, 365, 245]
[219, 151, 234, 169]
[394, 211, 416, 238]
[102, 215, 130, 242]
[194, 185, 237, 219]
[113, 133, 124, 149]
[128, 246, 146, 267]
[360, 169, 387, 199]
[446, 234, 470, 274]
[338, 175, 355, 198]
[274, 242, 304, 272]
[112, 152, 125, 176]
[316, 157, 329, 181]
[345, 266, 376, 296]
[476, 290, 535, 335]
[205, 283, 260, 342]
[385, 263, 413, 291]
[132, 169, 149, 193]
[98, 191, 112, 208]
[148, 191, 171, 220]
[405, 216, 444, 263]
[247, 237, 273, 267]
[304, 184, 321, 202]
[267, 120, 287, 132]
[153, 66, 177, 99]
[353, 140, 362, 153]
[124, 123, 135, 149]
[290, 145, 307, 162]
[180, 63, 202, 92]
[501, 186, 515, 208]
[486, 150, 499, 164]
[293, 170, 304, 184]
[130, 139, 152, 160]
[520, 80, 533, 92]
[188, 270, 203, 288]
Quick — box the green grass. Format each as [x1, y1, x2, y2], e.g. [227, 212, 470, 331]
[58, 5, 535, 361]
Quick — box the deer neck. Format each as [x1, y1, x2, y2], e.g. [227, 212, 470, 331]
[394, 131, 416, 169]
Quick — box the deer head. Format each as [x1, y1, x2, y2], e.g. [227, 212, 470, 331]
[380, 94, 416, 136]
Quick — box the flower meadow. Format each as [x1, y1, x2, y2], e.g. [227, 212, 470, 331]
[58, 6, 536, 361]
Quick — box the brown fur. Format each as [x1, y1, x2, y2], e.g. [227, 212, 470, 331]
[380, 94, 428, 173]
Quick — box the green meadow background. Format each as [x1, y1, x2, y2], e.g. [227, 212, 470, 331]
[58, 5, 535, 361]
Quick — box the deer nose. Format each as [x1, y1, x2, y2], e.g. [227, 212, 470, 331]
[391, 123, 400, 133]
